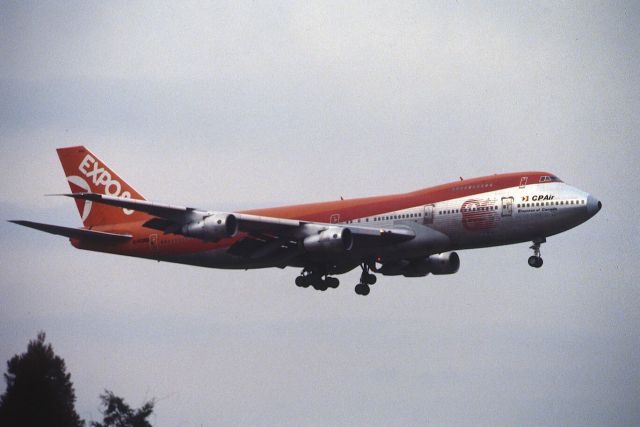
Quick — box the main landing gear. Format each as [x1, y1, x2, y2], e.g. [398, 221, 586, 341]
[355, 263, 377, 296]
[528, 238, 545, 268]
[294, 263, 378, 296]
[295, 268, 339, 292]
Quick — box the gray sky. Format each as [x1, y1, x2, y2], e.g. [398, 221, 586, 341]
[1, 1, 639, 425]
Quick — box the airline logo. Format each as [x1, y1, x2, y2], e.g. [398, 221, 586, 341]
[66, 154, 134, 220]
[461, 199, 498, 231]
[521, 195, 555, 202]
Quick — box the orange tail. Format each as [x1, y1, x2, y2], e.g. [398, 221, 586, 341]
[57, 146, 151, 227]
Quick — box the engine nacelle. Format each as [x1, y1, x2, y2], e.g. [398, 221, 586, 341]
[378, 252, 460, 277]
[182, 214, 238, 241]
[426, 252, 460, 275]
[378, 260, 410, 276]
[303, 227, 353, 252]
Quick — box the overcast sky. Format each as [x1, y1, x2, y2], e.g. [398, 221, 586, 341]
[1, 1, 639, 426]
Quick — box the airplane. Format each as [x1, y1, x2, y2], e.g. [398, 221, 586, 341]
[10, 146, 602, 296]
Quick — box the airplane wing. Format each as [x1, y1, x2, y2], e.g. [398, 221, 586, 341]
[9, 220, 132, 242]
[63, 192, 416, 245]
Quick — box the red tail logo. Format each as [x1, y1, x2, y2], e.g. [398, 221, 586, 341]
[57, 146, 150, 227]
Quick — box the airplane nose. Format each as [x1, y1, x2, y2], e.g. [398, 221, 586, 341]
[587, 194, 602, 216]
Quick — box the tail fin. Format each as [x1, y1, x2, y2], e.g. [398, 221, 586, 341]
[57, 146, 151, 227]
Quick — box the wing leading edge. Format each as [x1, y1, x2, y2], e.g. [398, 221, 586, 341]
[62, 192, 416, 244]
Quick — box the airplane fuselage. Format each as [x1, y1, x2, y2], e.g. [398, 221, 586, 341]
[13, 147, 601, 295]
[12, 146, 602, 295]
[71, 171, 601, 275]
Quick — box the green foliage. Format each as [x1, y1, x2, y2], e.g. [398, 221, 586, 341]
[0, 332, 84, 427]
[91, 390, 154, 427]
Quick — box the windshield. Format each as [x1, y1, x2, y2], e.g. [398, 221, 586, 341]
[539, 175, 562, 183]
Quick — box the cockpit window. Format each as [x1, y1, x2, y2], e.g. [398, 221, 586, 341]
[539, 175, 563, 183]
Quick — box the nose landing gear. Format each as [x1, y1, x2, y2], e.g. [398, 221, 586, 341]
[528, 255, 543, 268]
[528, 238, 545, 268]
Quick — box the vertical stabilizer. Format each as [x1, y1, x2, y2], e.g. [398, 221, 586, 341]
[56, 146, 151, 227]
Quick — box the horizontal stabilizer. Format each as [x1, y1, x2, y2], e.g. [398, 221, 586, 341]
[9, 220, 132, 242]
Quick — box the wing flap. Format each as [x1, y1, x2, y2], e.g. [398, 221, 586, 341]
[9, 220, 132, 242]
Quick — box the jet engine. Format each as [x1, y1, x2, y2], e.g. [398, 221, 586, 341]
[426, 252, 460, 275]
[379, 252, 460, 277]
[303, 227, 353, 252]
[182, 214, 238, 241]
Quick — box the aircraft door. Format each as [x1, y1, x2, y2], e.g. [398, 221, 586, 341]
[149, 234, 159, 254]
[519, 176, 528, 188]
[501, 197, 513, 217]
[423, 204, 434, 224]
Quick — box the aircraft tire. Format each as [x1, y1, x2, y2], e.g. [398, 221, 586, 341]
[364, 273, 377, 285]
[311, 276, 328, 291]
[295, 276, 307, 287]
[355, 283, 370, 296]
[326, 277, 340, 288]
[528, 256, 543, 268]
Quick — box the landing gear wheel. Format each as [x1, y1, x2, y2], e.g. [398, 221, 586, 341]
[295, 276, 308, 288]
[310, 275, 328, 291]
[528, 256, 543, 268]
[355, 283, 370, 296]
[325, 277, 340, 289]
[528, 238, 546, 269]
[363, 273, 377, 285]
[358, 262, 377, 290]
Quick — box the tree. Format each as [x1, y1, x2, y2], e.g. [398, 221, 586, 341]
[0, 332, 84, 427]
[91, 390, 154, 427]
